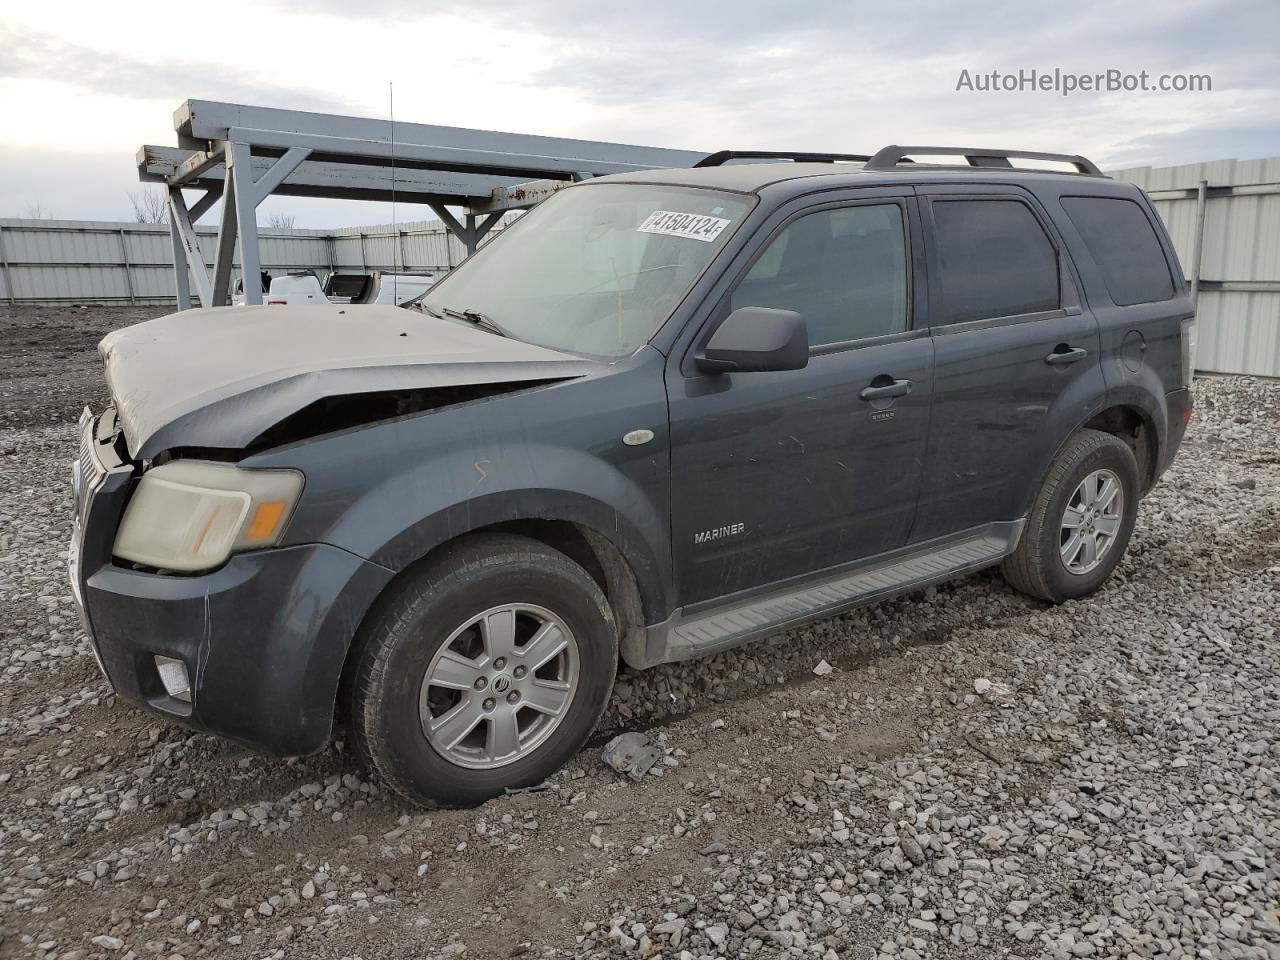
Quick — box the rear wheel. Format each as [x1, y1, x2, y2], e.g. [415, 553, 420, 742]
[1001, 429, 1139, 603]
[348, 534, 617, 807]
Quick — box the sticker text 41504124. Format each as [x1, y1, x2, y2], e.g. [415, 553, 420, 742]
[637, 210, 732, 242]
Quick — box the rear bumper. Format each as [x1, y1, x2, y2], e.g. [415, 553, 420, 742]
[1159, 387, 1193, 478]
[69, 408, 394, 757]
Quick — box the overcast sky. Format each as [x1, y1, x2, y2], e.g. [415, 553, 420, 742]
[2, 0, 1277, 228]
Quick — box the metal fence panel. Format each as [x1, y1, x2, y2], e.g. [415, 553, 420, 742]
[0, 216, 492, 305]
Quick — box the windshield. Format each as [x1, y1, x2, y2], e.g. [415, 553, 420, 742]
[411, 184, 753, 357]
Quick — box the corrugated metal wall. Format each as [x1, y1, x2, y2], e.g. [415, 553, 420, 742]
[1111, 157, 1280, 377]
[326, 219, 496, 272]
[0, 216, 513, 306]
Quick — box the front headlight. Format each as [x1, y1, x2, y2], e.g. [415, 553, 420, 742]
[113, 461, 303, 572]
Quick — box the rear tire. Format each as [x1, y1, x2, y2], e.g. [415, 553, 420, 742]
[1002, 429, 1139, 603]
[348, 534, 617, 807]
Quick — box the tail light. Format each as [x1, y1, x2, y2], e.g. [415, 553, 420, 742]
[1180, 317, 1197, 387]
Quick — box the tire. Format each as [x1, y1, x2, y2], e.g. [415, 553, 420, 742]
[347, 534, 617, 807]
[1001, 429, 1140, 603]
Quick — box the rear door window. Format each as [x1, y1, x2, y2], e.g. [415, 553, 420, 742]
[929, 199, 1060, 325]
[1061, 196, 1176, 306]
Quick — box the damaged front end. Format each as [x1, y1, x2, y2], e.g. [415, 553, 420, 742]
[100, 303, 595, 459]
[66, 398, 395, 753]
[70, 303, 597, 754]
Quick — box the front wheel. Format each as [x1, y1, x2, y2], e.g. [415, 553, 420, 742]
[347, 534, 618, 807]
[1002, 429, 1140, 603]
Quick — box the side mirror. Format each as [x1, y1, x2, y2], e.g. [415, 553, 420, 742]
[695, 306, 809, 374]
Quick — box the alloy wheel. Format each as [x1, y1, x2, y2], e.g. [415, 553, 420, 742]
[419, 603, 579, 769]
[1059, 468, 1124, 575]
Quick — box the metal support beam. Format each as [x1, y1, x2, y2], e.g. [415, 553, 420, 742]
[167, 217, 191, 310]
[1189, 178, 1208, 311]
[226, 126, 656, 181]
[222, 143, 311, 305]
[473, 212, 504, 246]
[141, 144, 527, 207]
[170, 144, 226, 187]
[211, 173, 238, 306]
[168, 188, 213, 307]
[464, 214, 478, 256]
[429, 203, 484, 256]
[188, 187, 223, 223]
[1145, 181, 1280, 201]
[169, 101, 703, 172]
[141, 99, 706, 308]
[117, 229, 136, 305]
[477, 178, 571, 214]
[248, 147, 312, 204]
[1195, 279, 1280, 293]
[228, 142, 263, 304]
[0, 224, 14, 306]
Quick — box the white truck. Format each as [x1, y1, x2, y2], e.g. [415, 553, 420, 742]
[234, 271, 436, 306]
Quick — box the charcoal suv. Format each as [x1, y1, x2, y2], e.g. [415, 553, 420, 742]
[69, 145, 1194, 806]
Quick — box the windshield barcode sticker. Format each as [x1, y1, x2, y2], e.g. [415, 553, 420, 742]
[637, 211, 732, 242]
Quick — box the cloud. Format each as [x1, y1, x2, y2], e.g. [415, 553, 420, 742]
[1107, 123, 1280, 169]
[2, 0, 1277, 229]
[0, 22, 355, 114]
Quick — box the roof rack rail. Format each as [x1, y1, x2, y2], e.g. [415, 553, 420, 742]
[865, 145, 1104, 177]
[694, 150, 872, 168]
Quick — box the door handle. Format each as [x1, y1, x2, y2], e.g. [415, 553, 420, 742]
[1045, 346, 1088, 366]
[860, 378, 913, 401]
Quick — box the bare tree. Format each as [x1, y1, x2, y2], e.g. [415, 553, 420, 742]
[23, 201, 53, 219]
[128, 190, 169, 224]
[264, 211, 297, 230]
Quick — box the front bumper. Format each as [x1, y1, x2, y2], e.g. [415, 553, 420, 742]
[69, 409, 394, 756]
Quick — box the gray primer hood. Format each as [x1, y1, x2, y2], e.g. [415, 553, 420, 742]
[100, 305, 597, 459]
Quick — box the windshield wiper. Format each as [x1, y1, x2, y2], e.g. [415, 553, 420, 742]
[423, 304, 511, 339]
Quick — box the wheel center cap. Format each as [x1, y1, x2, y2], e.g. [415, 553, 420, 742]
[492, 675, 512, 694]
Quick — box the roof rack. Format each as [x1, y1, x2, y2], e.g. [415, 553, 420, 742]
[865, 145, 1104, 176]
[694, 150, 872, 168]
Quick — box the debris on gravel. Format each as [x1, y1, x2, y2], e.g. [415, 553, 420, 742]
[600, 732, 662, 781]
[1, 306, 1277, 959]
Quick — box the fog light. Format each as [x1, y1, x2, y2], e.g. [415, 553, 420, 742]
[154, 655, 192, 703]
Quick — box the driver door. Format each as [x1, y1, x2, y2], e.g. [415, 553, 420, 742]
[667, 194, 935, 606]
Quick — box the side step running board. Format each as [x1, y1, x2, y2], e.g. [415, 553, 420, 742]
[632, 521, 1024, 668]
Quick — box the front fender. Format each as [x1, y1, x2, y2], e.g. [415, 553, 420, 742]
[364, 471, 672, 622]
[250, 355, 674, 623]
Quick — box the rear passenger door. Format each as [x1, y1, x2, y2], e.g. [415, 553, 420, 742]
[911, 187, 1104, 542]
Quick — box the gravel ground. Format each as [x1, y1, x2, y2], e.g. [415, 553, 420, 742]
[1, 304, 1277, 960]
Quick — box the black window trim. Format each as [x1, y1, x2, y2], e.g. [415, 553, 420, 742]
[709, 196, 919, 359]
[1059, 193, 1178, 307]
[920, 192, 1068, 333]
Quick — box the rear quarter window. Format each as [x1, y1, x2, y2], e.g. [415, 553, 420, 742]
[1061, 196, 1176, 306]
